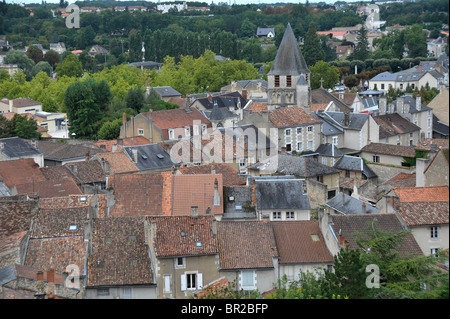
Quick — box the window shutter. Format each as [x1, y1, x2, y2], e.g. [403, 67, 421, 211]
[197, 273, 203, 290]
[180, 274, 187, 291]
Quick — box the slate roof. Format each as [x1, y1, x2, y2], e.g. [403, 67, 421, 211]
[122, 144, 175, 171]
[255, 179, 310, 211]
[194, 92, 246, 111]
[217, 221, 278, 270]
[312, 112, 344, 136]
[257, 27, 275, 37]
[272, 221, 334, 264]
[315, 143, 343, 158]
[393, 96, 432, 114]
[334, 155, 377, 178]
[268, 23, 309, 76]
[31, 140, 105, 162]
[373, 113, 421, 139]
[311, 88, 351, 112]
[330, 214, 423, 256]
[361, 143, 416, 158]
[326, 193, 379, 215]
[151, 86, 181, 98]
[207, 102, 239, 122]
[92, 136, 151, 152]
[321, 111, 369, 130]
[149, 216, 218, 258]
[433, 114, 449, 137]
[269, 106, 322, 128]
[87, 216, 155, 287]
[0, 137, 42, 159]
[249, 154, 340, 177]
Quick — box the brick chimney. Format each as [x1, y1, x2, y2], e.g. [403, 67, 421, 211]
[47, 269, 55, 283]
[344, 110, 350, 127]
[362, 202, 366, 214]
[242, 90, 247, 101]
[36, 271, 44, 281]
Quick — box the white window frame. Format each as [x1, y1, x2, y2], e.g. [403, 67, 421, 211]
[285, 128, 291, 136]
[286, 212, 295, 219]
[332, 136, 338, 146]
[372, 155, 380, 163]
[163, 275, 171, 293]
[297, 142, 303, 152]
[181, 272, 203, 291]
[138, 128, 144, 136]
[431, 226, 439, 239]
[168, 129, 175, 140]
[307, 126, 313, 132]
[240, 270, 256, 291]
[185, 126, 191, 137]
[201, 124, 207, 135]
[322, 157, 327, 165]
[296, 127, 302, 135]
[307, 140, 313, 150]
[272, 212, 281, 220]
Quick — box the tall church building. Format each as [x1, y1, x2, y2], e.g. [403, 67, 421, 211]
[267, 23, 311, 112]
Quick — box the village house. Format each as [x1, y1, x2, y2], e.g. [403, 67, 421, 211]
[383, 186, 450, 257]
[324, 192, 379, 216]
[145, 216, 219, 299]
[86, 217, 157, 299]
[222, 185, 257, 220]
[0, 98, 42, 115]
[314, 143, 343, 167]
[256, 27, 275, 38]
[254, 177, 311, 221]
[427, 85, 449, 126]
[217, 221, 278, 294]
[220, 80, 268, 100]
[359, 142, 416, 167]
[0, 137, 43, 167]
[319, 211, 423, 257]
[272, 221, 334, 282]
[415, 147, 449, 188]
[120, 108, 211, 143]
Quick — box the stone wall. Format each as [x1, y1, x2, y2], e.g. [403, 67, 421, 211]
[366, 163, 415, 184]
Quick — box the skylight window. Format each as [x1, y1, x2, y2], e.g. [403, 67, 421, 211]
[196, 241, 202, 247]
[69, 225, 78, 231]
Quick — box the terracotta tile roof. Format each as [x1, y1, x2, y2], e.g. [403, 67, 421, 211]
[3, 98, 42, 108]
[394, 186, 449, 202]
[30, 207, 89, 239]
[39, 194, 95, 210]
[331, 92, 357, 106]
[15, 178, 83, 199]
[33, 140, 105, 161]
[0, 231, 27, 255]
[40, 165, 75, 181]
[92, 136, 151, 152]
[361, 143, 416, 158]
[65, 160, 106, 184]
[247, 102, 267, 112]
[87, 217, 154, 287]
[195, 277, 230, 298]
[172, 174, 223, 216]
[396, 202, 449, 227]
[272, 221, 333, 264]
[310, 103, 329, 112]
[217, 221, 278, 270]
[415, 138, 449, 151]
[331, 214, 423, 257]
[0, 199, 39, 239]
[143, 108, 210, 130]
[383, 173, 416, 188]
[0, 158, 46, 188]
[148, 216, 218, 258]
[178, 163, 246, 186]
[270, 106, 322, 128]
[24, 237, 87, 275]
[373, 113, 421, 138]
[94, 152, 138, 174]
[107, 172, 173, 217]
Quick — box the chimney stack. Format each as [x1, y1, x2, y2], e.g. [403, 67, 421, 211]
[342, 191, 345, 206]
[131, 148, 138, 163]
[379, 97, 387, 115]
[242, 90, 247, 101]
[416, 94, 421, 112]
[9, 100, 13, 113]
[47, 269, 55, 283]
[191, 206, 199, 217]
[362, 202, 366, 214]
[344, 110, 350, 127]
[36, 271, 44, 281]
[397, 97, 404, 114]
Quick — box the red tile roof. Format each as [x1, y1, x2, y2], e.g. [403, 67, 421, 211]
[361, 143, 416, 158]
[0, 199, 39, 240]
[415, 138, 449, 151]
[92, 136, 151, 152]
[172, 174, 223, 216]
[394, 186, 449, 202]
[396, 202, 449, 227]
[94, 152, 138, 174]
[247, 102, 267, 113]
[0, 231, 27, 255]
[217, 221, 278, 270]
[148, 216, 218, 258]
[270, 106, 321, 128]
[0, 158, 46, 188]
[15, 178, 83, 199]
[107, 172, 173, 217]
[271, 221, 334, 264]
[87, 216, 155, 287]
[383, 173, 416, 188]
[178, 163, 246, 186]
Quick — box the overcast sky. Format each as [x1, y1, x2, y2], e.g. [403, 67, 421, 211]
[7, 0, 365, 6]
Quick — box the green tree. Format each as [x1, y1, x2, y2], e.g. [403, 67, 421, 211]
[0, 116, 14, 138]
[3, 50, 35, 79]
[31, 61, 53, 77]
[43, 50, 61, 69]
[55, 54, 83, 78]
[404, 24, 428, 59]
[303, 22, 325, 67]
[97, 118, 122, 140]
[26, 46, 44, 65]
[125, 86, 145, 112]
[349, 26, 370, 61]
[11, 114, 40, 139]
[309, 60, 340, 89]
